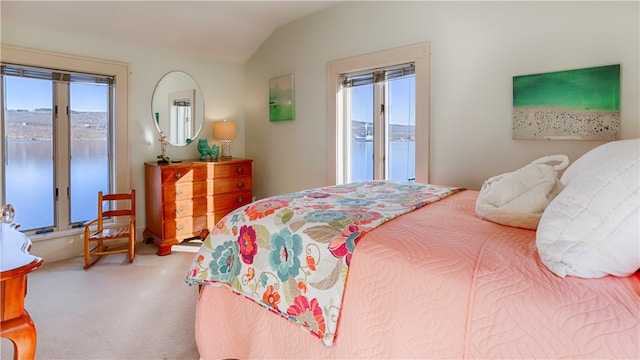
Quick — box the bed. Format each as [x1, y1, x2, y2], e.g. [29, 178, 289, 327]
[185, 139, 639, 359]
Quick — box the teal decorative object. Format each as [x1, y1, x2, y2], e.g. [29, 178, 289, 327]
[197, 139, 220, 161]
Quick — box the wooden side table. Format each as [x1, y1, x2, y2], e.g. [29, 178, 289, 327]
[1, 224, 43, 360]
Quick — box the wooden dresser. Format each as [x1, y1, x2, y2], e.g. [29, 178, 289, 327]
[144, 158, 253, 255]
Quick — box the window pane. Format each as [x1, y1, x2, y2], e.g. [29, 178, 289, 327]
[3, 76, 54, 230]
[69, 83, 110, 224]
[387, 76, 415, 182]
[349, 84, 374, 182]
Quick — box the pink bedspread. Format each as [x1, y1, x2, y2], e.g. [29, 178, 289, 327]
[187, 181, 462, 346]
[194, 190, 640, 359]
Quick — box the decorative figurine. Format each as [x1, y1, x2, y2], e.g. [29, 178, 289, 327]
[197, 139, 220, 161]
[157, 131, 170, 163]
[1, 204, 15, 224]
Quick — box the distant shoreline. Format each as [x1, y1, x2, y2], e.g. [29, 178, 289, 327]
[5, 109, 107, 141]
[513, 106, 619, 140]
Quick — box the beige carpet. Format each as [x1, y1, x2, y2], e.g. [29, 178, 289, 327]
[1, 242, 201, 360]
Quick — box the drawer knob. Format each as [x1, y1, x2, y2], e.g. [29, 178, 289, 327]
[175, 172, 183, 179]
[177, 225, 184, 232]
[237, 196, 243, 203]
[236, 167, 244, 174]
[237, 181, 244, 188]
[175, 189, 184, 196]
[177, 207, 183, 214]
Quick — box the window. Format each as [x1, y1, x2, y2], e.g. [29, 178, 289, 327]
[1, 65, 113, 232]
[327, 42, 430, 185]
[0, 45, 130, 235]
[341, 63, 416, 182]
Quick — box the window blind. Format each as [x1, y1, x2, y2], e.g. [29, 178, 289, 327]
[340, 63, 415, 88]
[1, 63, 114, 86]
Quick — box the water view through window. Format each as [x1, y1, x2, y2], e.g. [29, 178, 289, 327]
[349, 75, 415, 182]
[3, 76, 110, 231]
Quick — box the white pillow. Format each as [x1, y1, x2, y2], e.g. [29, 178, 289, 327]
[536, 139, 640, 278]
[560, 140, 633, 185]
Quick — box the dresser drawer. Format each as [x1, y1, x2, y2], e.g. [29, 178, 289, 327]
[209, 161, 252, 179]
[209, 191, 252, 212]
[163, 197, 208, 220]
[162, 181, 208, 201]
[209, 176, 252, 195]
[161, 165, 207, 184]
[164, 215, 209, 239]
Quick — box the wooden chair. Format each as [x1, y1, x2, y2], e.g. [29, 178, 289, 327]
[83, 190, 136, 269]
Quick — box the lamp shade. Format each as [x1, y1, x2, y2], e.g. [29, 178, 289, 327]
[214, 120, 237, 140]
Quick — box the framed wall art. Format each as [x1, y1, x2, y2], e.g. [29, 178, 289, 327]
[269, 74, 295, 122]
[512, 64, 620, 140]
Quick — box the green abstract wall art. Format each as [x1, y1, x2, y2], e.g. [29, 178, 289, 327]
[269, 74, 295, 122]
[513, 64, 620, 140]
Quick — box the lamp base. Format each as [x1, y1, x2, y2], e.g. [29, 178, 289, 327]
[220, 140, 232, 160]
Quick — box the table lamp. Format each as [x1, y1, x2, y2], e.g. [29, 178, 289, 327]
[214, 120, 237, 160]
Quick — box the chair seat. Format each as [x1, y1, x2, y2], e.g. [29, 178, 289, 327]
[89, 226, 130, 241]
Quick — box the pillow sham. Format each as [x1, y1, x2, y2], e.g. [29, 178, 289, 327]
[536, 139, 640, 278]
[560, 140, 631, 185]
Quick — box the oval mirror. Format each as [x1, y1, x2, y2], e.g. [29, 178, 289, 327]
[151, 71, 204, 146]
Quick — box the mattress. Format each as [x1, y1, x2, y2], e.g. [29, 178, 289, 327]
[193, 190, 640, 359]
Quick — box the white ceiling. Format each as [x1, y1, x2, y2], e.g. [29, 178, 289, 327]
[1, 1, 340, 64]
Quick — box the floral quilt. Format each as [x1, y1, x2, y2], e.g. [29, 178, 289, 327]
[185, 180, 463, 346]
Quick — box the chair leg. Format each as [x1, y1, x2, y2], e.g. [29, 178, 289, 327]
[129, 236, 135, 263]
[84, 241, 103, 270]
[83, 253, 103, 270]
[84, 236, 135, 269]
[1, 311, 37, 360]
[84, 237, 90, 269]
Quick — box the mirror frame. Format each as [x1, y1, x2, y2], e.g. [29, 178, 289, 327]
[151, 71, 205, 146]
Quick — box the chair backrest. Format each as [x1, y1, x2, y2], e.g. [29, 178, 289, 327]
[97, 190, 135, 230]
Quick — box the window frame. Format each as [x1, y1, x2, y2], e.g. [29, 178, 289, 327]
[326, 42, 430, 185]
[0, 44, 130, 236]
[342, 71, 416, 182]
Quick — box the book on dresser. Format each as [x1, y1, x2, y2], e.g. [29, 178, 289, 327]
[144, 158, 253, 255]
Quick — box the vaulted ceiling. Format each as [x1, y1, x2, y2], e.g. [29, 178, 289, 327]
[1, 1, 340, 64]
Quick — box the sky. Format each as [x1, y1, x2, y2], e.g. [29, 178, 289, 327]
[350, 76, 415, 125]
[4, 76, 109, 112]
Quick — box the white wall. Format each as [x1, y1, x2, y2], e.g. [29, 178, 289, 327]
[245, 1, 639, 199]
[1, 20, 246, 262]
